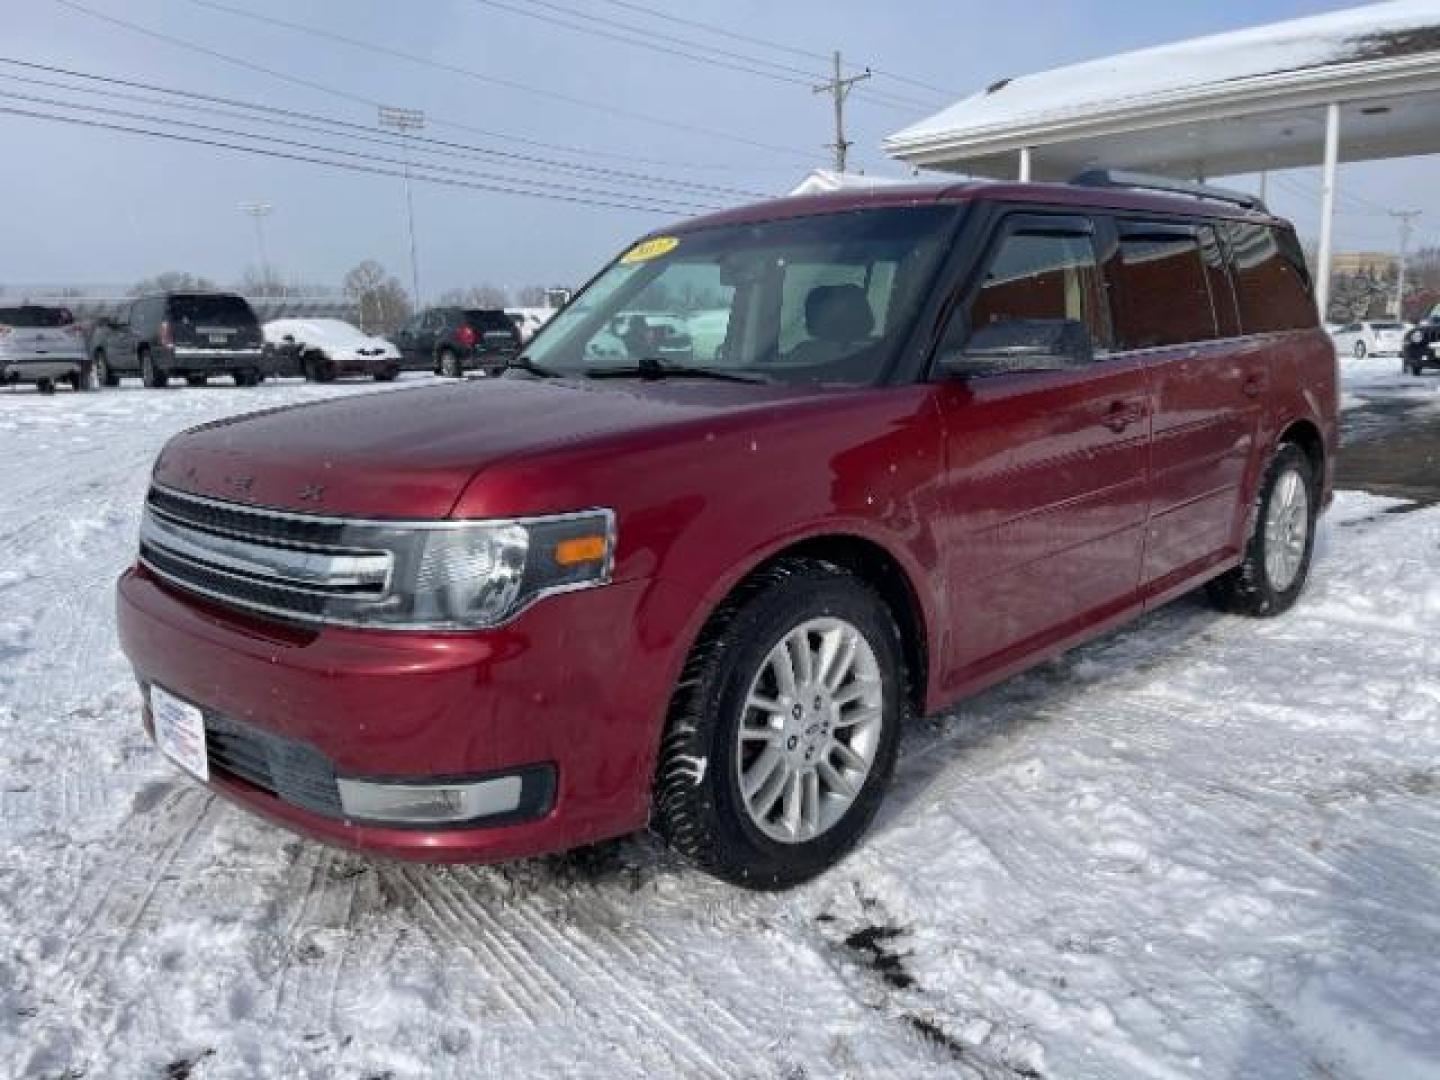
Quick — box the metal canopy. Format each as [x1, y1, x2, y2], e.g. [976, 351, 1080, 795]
[883, 1, 1440, 314]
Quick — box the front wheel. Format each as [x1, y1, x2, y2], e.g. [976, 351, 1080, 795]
[94, 351, 119, 387]
[439, 349, 464, 378]
[655, 560, 904, 889]
[1207, 442, 1318, 617]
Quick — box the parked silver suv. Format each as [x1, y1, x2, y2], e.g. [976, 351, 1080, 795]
[0, 305, 92, 393]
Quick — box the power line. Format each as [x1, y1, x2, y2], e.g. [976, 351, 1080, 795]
[0, 58, 769, 199]
[167, 0, 816, 161]
[590, 0, 958, 101]
[0, 101, 721, 215]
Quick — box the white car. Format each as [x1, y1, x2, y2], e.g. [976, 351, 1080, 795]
[504, 308, 555, 344]
[263, 318, 401, 382]
[1330, 320, 1406, 358]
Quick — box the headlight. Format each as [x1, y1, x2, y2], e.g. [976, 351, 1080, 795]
[365, 511, 615, 629]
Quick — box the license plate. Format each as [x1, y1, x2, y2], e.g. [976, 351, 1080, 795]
[151, 684, 209, 781]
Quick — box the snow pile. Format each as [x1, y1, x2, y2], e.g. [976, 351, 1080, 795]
[889, 1, 1440, 145]
[1, 379, 1438, 1078]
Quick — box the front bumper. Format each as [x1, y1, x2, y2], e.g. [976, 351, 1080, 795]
[116, 565, 665, 862]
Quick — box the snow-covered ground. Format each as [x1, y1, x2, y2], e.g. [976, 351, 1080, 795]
[2, 375, 1439, 1079]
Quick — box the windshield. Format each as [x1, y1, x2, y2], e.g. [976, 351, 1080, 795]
[522, 206, 958, 385]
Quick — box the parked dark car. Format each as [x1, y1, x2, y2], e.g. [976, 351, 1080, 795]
[0, 305, 92, 393]
[89, 292, 266, 388]
[1402, 302, 1440, 374]
[394, 307, 521, 377]
[118, 174, 1336, 889]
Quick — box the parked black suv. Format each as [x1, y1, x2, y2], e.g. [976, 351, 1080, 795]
[1402, 302, 1440, 374]
[393, 307, 521, 377]
[89, 293, 266, 388]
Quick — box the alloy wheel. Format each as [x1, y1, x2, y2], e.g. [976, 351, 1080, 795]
[735, 617, 884, 844]
[1263, 468, 1310, 592]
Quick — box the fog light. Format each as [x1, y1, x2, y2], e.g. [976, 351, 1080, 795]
[338, 775, 523, 824]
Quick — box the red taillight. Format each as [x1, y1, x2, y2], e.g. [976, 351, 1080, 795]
[456, 324, 477, 348]
[158, 320, 173, 347]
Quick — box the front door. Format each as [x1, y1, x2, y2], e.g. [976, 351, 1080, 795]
[931, 213, 1152, 693]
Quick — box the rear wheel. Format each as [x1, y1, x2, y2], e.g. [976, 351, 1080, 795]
[36, 377, 56, 395]
[140, 349, 167, 389]
[1207, 442, 1317, 617]
[234, 369, 260, 387]
[439, 348, 464, 378]
[374, 366, 399, 382]
[655, 559, 904, 889]
[185, 374, 208, 387]
[304, 351, 334, 383]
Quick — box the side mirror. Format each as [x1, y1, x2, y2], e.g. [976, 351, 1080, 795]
[941, 318, 1092, 376]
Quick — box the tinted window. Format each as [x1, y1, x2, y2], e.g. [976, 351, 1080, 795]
[167, 295, 257, 325]
[1221, 222, 1315, 333]
[465, 309, 517, 332]
[1113, 229, 1216, 348]
[0, 306, 72, 327]
[1199, 226, 1240, 338]
[938, 226, 1105, 374]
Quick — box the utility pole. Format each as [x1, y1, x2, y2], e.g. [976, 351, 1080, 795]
[811, 51, 870, 173]
[378, 105, 425, 309]
[238, 201, 273, 283]
[1390, 209, 1421, 320]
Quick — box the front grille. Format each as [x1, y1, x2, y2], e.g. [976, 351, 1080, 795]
[204, 710, 343, 818]
[140, 485, 391, 623]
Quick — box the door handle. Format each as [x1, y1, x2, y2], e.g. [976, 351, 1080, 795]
[1101, 401, 1144, 433]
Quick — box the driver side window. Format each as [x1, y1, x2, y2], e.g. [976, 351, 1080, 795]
[939, 224, 1107, 376]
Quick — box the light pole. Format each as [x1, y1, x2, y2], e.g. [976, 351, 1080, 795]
[379, 106, 425, 309]
[238, 201, 273, 283]
[1390, 209, 1421, 320]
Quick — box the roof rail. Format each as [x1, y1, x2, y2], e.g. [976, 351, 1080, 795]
[1069, 169, 1267, 213]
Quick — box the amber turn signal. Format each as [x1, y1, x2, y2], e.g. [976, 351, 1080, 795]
[554, 534, 608, 566]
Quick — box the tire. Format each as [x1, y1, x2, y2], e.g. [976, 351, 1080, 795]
[439, 348, 464, 378]
[374, 366, 399, 382]
[304, 352, 334, 383]
[140, 348, 167, 389]
[93, 351, 118, 387]
[185, 374, 208, 387]
[654, 558, 905, 889]
[36, 377, 55, 395]
[234, 369, 260, 387]
[1207, 442, 1318, 617]
[1353, 340, 1367, 359]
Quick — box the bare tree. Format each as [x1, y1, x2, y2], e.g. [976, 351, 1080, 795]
[514, 284, 548, 307]
[129, 271, 219, 296]
[240, 266, 291, 298]
[436, 284, 509, 308]
[343, 260, 412, 333]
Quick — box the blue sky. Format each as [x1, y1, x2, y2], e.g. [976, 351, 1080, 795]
[2, 0, 1433, 297]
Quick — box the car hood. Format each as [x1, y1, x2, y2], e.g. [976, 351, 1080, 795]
[154, 377, 833, 518]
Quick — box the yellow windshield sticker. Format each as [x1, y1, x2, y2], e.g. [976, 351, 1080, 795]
[620, 236, 679, 264]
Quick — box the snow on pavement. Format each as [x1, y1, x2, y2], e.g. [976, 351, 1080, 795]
[2, 378, 1438, 1079]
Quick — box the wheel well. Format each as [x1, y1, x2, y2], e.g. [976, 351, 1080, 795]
[725, 535, 928, 717]
[1279, 419, 1324, 476]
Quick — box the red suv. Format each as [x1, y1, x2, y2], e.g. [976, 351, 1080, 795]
[118, 174, 1336, 888]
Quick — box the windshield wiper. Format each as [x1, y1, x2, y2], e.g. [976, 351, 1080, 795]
[586, 356, 768, 384]
[505, 355, 560, 378]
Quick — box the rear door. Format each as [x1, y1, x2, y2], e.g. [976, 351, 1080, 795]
[1109, 218, 1260, 597]
[930, 211, 1153, 690]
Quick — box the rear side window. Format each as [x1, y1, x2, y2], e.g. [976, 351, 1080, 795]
[168, 295, 257, 325]
[0, 306, 72, 327]
[1221, 222, 1316, 333]
[1112, 227, 1216, 348]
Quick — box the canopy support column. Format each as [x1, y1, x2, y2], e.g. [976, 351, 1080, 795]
[1018, 146, 1032, 182]
[1316, 102, 1341, 319]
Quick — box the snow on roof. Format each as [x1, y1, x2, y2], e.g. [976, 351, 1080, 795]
[789, 168, 913, 195]
[888, 1, 1440, 150]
